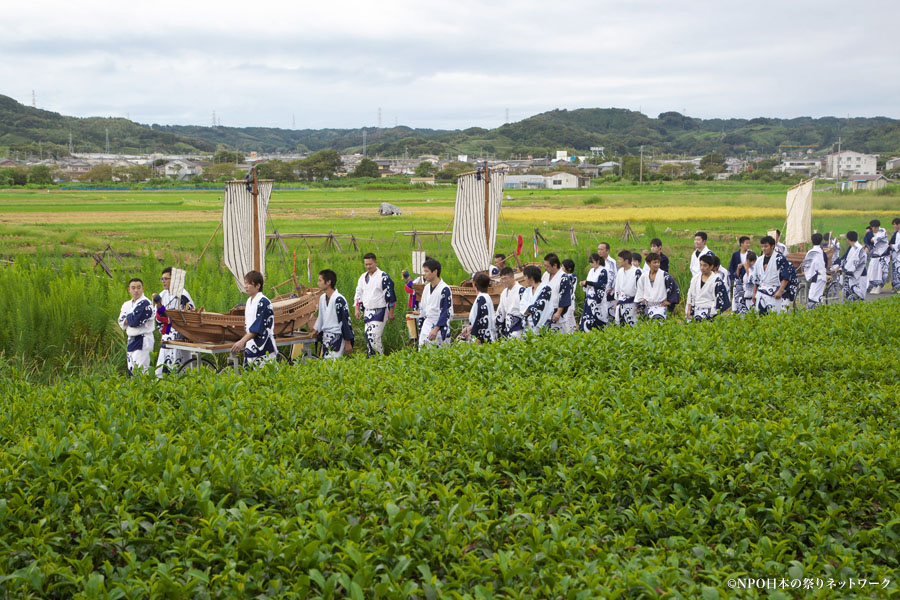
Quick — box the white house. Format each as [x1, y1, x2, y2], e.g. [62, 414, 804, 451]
[544, 171, 590, 189]
[886, 157, 900, 172]
[164, 159, 202, 180]
[824, 150, 876, 178]
[775, 159, 822, 176]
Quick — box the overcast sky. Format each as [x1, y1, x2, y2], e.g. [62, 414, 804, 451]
[3, 0, 898, 130]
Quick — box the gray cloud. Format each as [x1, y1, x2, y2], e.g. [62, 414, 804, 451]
[3, 0, 899, 129]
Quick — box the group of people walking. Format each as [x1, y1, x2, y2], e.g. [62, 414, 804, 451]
[117, 218, 899, 374]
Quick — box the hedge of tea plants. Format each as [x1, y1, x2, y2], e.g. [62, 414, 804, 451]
[1, 298, 899, 598]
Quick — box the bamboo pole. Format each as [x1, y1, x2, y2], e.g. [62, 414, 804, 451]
[251, 168, 261, 273]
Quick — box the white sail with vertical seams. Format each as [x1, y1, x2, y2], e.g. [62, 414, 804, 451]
[223, 179, 272, 292]
[785, 178, 813, 248]
[450, 166, 506, 275]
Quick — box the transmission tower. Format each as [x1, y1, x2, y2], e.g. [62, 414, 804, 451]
[32, 90, 36, 107]
[212, 110, 217, 127]
[505, 108, 509, 123]
[378, 107, 382, 128]
[68, 132, 73, 154]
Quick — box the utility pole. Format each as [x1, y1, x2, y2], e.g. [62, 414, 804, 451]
[68, 132, 73, 154]
[836, 137, 841, 180]
[639, 145, 644, 185]
[362, 130, 367, 157]
[105, 128, 110, 153]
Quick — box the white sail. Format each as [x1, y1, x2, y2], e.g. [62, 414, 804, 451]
[223, 179, 272, 292]
[451, 167, 505, 274]
[785, 178, 813, 247]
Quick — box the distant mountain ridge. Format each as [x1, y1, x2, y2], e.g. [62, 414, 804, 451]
[2, 94, 898, 159]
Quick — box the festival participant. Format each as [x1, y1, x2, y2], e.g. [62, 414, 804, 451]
[890, 218, 900, 290]
[579, 253, 608, 332]
[460, 272, 496, 344]
[557, 259, 578, 333]
[733, 251, 757, 315]
[689, 231, 714, 277]
[490, 253, 507, 276]
[401, 270, 418, 310]
[635, 252, 680, 321]
[728, 236, 751, 281]
[613, 249, 640, 326]
[417, 258, 453, 348]
[313, 269, 354, 359]
[712, 254, 731, 306]
[231, 270, 276, 366]
[117, 278, 155, 376]
[752, 236, 791, 315]
[495, 266, 525, 339]
[800, 233, 828, 309]
[353, 253, 397, 357]
[521, 264, 553, 333]
[631, 252, 645, 318]
[685, 255, 729, 322]
[840, 230, 868, 301]
[774, 229, 787, 256]
[641, 238, 669, 273]
[728, 237, 752, 311]
[597, 242, 617, 323]
[542, 253, 565, 332]
[153, 267, 195, 377]
[865, 219, 890, 294]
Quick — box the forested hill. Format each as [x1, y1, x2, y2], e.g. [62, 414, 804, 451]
[0, 95, 214, 157]
[3, 93, 899, 158]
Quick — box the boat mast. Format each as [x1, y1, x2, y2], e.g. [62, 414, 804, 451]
[251, 166, 261, 272]
[483, 160, 491, 262]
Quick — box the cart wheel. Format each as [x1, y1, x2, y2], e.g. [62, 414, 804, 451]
[276, 348, 293, 366]
[793, 281, 808, 311]
[178, 357, 218, 374]
[824, 279, 842, 304]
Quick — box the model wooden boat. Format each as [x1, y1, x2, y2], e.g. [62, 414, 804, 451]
[165, 170, 321, 343]
[166, 289, 321, 343]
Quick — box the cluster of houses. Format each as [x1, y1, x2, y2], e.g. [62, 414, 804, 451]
[1, 148, 897, 191]
[774, 150, 895, 191]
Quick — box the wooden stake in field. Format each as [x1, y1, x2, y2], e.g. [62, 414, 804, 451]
[620, 221, 639, 244]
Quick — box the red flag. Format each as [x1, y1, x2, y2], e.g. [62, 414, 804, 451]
[516, 234, 523, 256]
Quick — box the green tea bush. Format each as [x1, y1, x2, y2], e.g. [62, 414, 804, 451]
[1, 298, 899, 597]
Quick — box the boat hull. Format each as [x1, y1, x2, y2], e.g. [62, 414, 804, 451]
[166, 290, 322, 343]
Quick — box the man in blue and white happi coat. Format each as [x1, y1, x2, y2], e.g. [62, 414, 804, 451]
[557, 258, 578, 333]
[461, 272, 496, 344]
[496, 267, 526, 339]
[314, 269, 354, 359]
[865, 219, 890, 294]
[521, 265, 554, 334]
[417, 258, 453, 348]
[840, 230, 868, 302]
[540, 253, 565, 333]
[891, 218, 900, 291]
[614, 249, 641, 326]
[635, 252, 680, 321]
[153, 267, 196, 377]
[801, 233, 828, 309]
[354, 252, 397, 357]
[232, 270, 277, 367]
[597, 242, 617, 325]
[579, 253, 608, 332]
[752, 236, 792, 315]
[117, 278, 155, 376]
